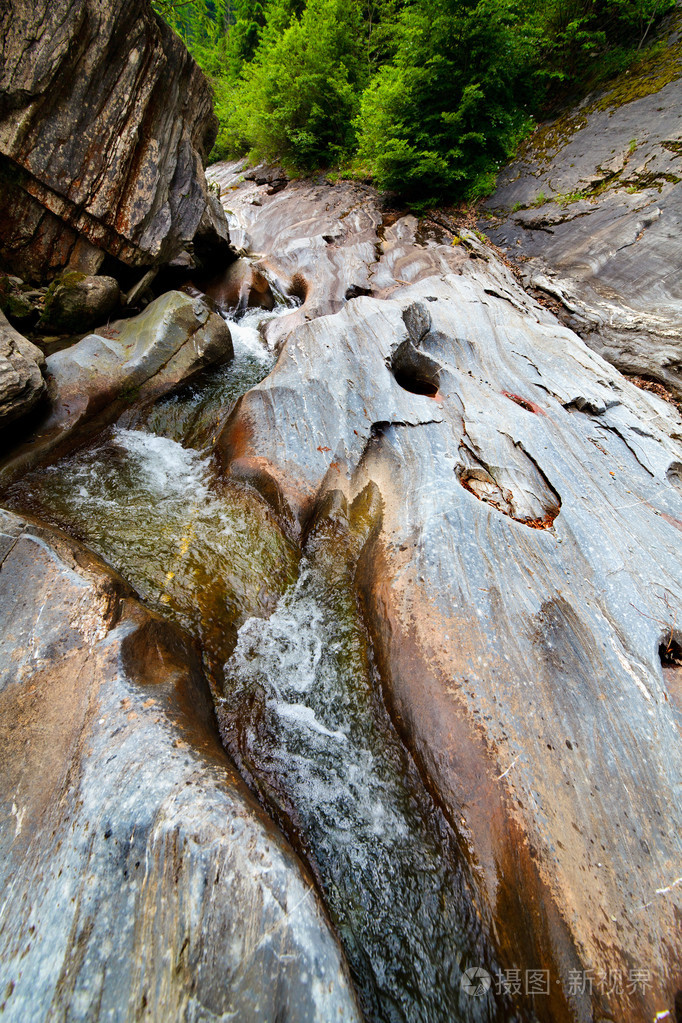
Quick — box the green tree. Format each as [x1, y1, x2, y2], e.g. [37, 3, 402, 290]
[227, 0, 366, 168]
[356, 0, 538, 203]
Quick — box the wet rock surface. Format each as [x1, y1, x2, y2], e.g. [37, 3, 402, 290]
[208, 159, 482, 348]
[2, 144, 681, 1021]
[0, 0, 228, 279]
[0, 310, 45, 426]
[211, 172, 682, 1022]
[0, 507, 360, 1023]
[482, 53, 682, 398]
[0, 291, 233, 481]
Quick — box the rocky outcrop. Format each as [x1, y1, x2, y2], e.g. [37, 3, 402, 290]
[206, 159, 478, 348]
[210, 174, 682, 1022]
[0, 310, 45, 425]
[0, 508, 360, 1022]
[0, 0, 229, 280]
[482, 33, 682, 398]
[0, 292, 232, 481]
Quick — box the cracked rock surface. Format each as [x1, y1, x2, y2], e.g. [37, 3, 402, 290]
[0, 508, 360, 1023]
[482, 51, 682, 398]
[211, 170, 682, 1022]
[0, 0, 227, 279]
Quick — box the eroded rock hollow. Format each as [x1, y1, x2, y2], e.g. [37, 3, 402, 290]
[0, 8, 681, 1023]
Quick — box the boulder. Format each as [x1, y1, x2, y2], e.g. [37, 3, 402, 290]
[0, 292, 232, 480]
[0, 275, 45, 328]
[0, 0, 230, 280]
[200, 257, 276, 313]
[0, 310, 45, 426]
[0, 507, 360, 1023]
[40, 272, 120, 333]
[482, 35, 682, 398]
[217, 266, 682, 1022]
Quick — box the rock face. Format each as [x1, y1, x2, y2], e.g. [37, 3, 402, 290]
[0, 310, 45, 426]
[0, 292, 233, 481]
[212, 174, 682, 1022]
[0, 508, 360, 1022]
[482, 44, 682, 398]
[0, 0, 228, 280]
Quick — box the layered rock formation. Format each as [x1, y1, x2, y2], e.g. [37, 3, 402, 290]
[208, 169, 682, 1022]
[483, 31, 682, 399]
[0, 0, 228, 280]
[0, 508, 360, 1022]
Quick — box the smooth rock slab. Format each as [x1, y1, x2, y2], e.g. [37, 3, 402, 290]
[218, 270, 682, 1022]
[483, 68, 682, 398]
[0, 508, 360, 1023]
[0, 291, 232, 480]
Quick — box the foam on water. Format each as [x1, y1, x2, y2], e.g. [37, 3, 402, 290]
[4, 264, 527, 1023]
[222, 561, 515, 1023]
[112, 427, 212, 498]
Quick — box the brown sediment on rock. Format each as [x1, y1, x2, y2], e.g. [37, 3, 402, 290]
[0, 507, 360, 1022]
[0, 0, 228, 280]
[502, 391, 548, 415]
[353, 529, 584, 1023]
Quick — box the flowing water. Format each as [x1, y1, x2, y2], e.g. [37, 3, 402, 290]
[4, 280, 534, 1023]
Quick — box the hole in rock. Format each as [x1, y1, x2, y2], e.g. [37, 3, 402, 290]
[289, 272, 308, 303]
[393, 370, 439, 397]
[457, 450, 561, 530]
[675, 988, 682, 1023]
[389, 339, 441, 398]
[660, 635, 682, 712]
[345, 284, 372, 300]
[667, 462, 682, 495]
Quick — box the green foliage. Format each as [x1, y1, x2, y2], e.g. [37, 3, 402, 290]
[153, 0, 677, 201]
[225, 0, 366, 169]
[355, 0, 539, 203]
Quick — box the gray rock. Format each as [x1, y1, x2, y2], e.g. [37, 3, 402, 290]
[217, 264, 682, 1021]
[0, 310, 45, 426]
[482, 65, 682, 397]
[0, 508, 360, 1023]
[207, 159, 471, 349]
[40, 273, 120, 332]
[0, 0, 230, 280]
[0, 292, 232, 480]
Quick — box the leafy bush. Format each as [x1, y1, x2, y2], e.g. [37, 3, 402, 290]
[154, 0, 677, 201]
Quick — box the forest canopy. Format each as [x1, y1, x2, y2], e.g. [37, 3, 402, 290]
[152, 0, 675, 203]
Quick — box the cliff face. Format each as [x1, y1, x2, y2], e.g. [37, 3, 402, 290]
[483, 19, 682, 400]
[0, 0, 225, 280]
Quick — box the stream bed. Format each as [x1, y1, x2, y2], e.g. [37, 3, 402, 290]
[4, 284, 535, 1023]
